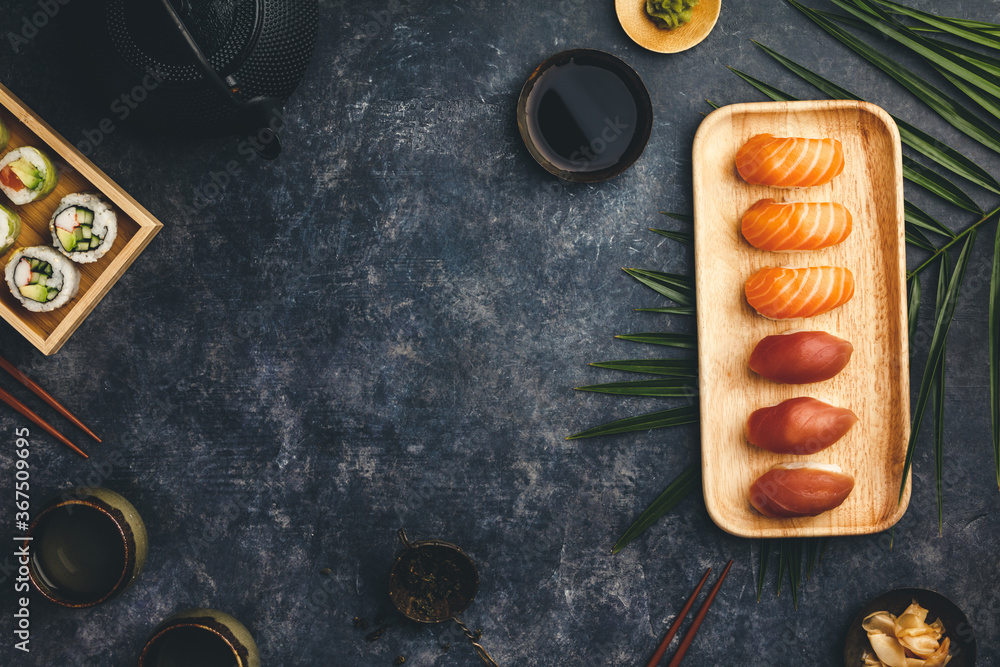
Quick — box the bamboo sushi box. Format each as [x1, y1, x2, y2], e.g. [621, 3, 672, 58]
[0, 82, 162, 355]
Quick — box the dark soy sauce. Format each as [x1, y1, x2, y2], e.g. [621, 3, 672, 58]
[144, 627, 237, 667]
[31, 504, 126, 604]
[525, 57, 642, 174]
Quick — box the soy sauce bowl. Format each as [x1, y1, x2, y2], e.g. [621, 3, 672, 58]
[844, 588, 977, 666]
[516, 49, 653, 183]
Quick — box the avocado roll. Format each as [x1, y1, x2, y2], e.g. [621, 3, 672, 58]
[50, 194, 117, 263]
[0, 203, 21, 254]
[0, 147, 58, 205]
[5, 246, 79, 312]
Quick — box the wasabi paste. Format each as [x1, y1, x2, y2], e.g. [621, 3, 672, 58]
[646, 0, 700, 30]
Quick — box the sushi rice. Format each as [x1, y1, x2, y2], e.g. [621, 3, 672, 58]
[0, 146, 58, 205]
[5, 246, 79, 312]
[50, 193, 117, 263]
[0, 203, 21, 254]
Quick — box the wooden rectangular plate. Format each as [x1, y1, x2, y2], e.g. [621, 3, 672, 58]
[692, 100, 910, 538]
[0, 82, 161, 355]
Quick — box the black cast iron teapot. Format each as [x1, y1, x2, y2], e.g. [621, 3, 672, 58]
[66, 0, 319, 159]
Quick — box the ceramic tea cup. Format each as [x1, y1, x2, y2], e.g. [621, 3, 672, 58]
[27, 486, 148, 608]
[138, 608, 261, 667]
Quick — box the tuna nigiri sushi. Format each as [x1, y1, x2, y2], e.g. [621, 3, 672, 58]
[747, 397, 858, 455]
[735, 134, 845, 188]
[741, 199, 852, 252]
[750, 462, 855, 518]
[745, 266, 854, 319]
[749, 330, 854, 384]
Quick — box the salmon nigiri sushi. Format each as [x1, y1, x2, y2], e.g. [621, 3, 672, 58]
[736, 134, 845, 188]
[745, 266, 854, 319]
[741, 199, 852, 252]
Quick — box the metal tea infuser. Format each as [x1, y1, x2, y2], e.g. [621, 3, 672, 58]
[388, 529, 499, 666]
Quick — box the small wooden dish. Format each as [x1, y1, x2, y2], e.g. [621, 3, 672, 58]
[844, 588, 977, 666]
[616, 0, 722, 53]
[0, 82, 162, 355]
[692, 100, 909, 538]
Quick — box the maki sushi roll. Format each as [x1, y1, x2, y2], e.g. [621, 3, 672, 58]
[50, 194, 117, 263]
[0, 146, 58, 205]
[0, 203, 21, 254]
[5, 246, 79, 312]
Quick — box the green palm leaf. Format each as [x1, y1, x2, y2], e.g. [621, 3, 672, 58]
[932, 252, 950, 533]
[567, 404, 699, 440]
[776, 541, 787, 597]
[787, 540, 802, 610]
[903, 156, 982, 214]
[926, 36, 1000, 78]
[624, 268, 695, 306]
[990, 219, 1000, 489]
[900, 232, 977, 501]
[575, 378, 696, 397]
[804, 538, 820, 580]
[873, 0, 1000, 48]
[907, 275, 921, 346]
[756, 540, 771, 602]
[650, 228, 694, 246]
[909, 207, 1000, 278]
[906, 227, 936, 252]
[905, 201, 955, 239]
[930, 65, 1000, 126]
[589, 358, 698, 376]
[612, 465, 700, 553]
[727, 68, 795, 102]
[615, 332, 696, 348]
[830, 0, 1000, 102]
[752, 41, 1000, 195]
[635, 306, 696, 315]
[786, 0, 1000, 155]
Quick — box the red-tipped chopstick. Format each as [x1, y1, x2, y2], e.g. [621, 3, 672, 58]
[645, 567, 713, 667]
[665, 559, 734, 667]
[0, 354, 101, 442]
[0, 385, 89, 459]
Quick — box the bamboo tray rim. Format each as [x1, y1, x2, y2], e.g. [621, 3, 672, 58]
[0, 81, 162, 355]
[692, 99, 911, 539]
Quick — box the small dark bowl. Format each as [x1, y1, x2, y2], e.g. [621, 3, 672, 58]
[516, 49, 653, 183]
[388, 539, 480, 624]
[844, 588, 977, 666]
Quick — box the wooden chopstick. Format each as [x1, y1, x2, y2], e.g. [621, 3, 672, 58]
[645, 567, 713, 667]
[0, 354, 101, 442]
[0, 385, 89, 458]
[665, 559, 734, 667]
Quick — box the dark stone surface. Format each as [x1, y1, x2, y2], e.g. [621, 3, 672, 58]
[0, 0, 997, 665]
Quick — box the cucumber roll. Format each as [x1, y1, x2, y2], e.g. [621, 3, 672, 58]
[5, 246, 79, 312]
[0, 203, 21, 254]
[50, 194, 117, 263]
[0, 147, 58, 205]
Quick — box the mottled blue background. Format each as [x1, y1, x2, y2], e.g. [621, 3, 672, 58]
[0, 0, 997, 665]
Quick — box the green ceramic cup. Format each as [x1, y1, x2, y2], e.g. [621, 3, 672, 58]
[138, 608, 261, 667]
[27, 487, 148, 608]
